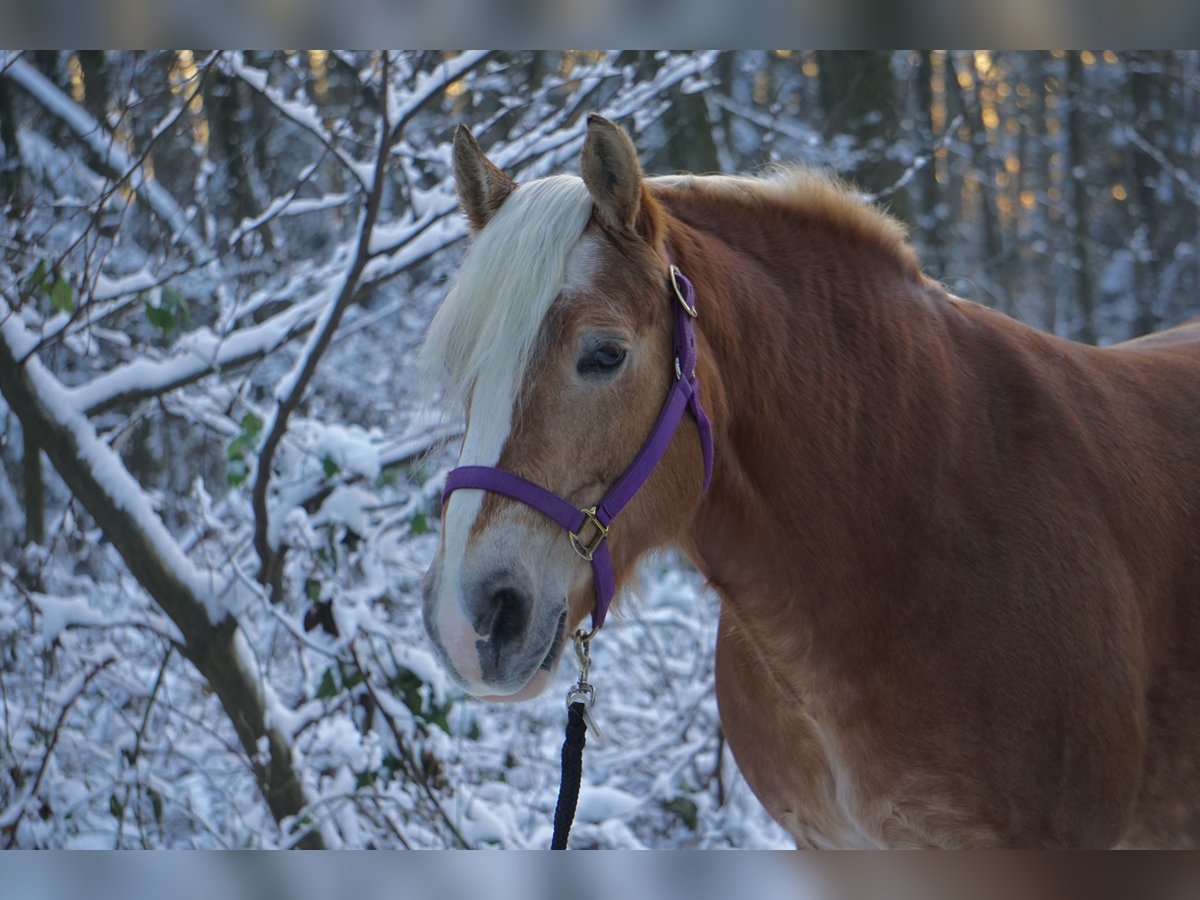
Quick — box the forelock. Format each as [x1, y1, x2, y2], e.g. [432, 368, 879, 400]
[420, 175, 594, 409]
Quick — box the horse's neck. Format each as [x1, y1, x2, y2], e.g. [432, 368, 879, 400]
[671, 216, 956, 642]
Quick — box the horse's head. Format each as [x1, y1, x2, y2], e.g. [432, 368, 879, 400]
[420, 116, 708, 700]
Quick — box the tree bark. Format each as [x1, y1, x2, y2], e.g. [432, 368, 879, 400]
[945, 52, 1009, 314]
[0, 75, 21, 203]
[915, 51, 944, 278]
[21, 428, 43, 546]
[1065, 52, 1097, 344]
[817, 51, 910, 224]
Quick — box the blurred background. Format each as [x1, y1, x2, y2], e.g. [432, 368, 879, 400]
[1, 51, 1199, 849]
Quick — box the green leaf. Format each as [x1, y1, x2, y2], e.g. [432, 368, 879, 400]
[410, 511, 428, 536]
[315, 667, 338, 700]
[321, 455, 340, 479]
[50, 278, 74, 313]
[389, 665, 453, 734]
[226, 457, 248, 486]
[149, 789, 163, 824]
[109, 794, 125, 820]
[305, 578, 322, 602]
[144, 301, 176, 331]
[30, 259, 47, 292]
[227, 434, 248, 461]
[161, 286, 189, 324]
[240, 412, 263, 438]
[380, 754, 403, 780]
[664, 796, 699, 831]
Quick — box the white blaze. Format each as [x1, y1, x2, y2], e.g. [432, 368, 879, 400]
[421, 175, 593, 690]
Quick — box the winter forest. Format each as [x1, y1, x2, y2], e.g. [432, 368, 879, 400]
[2, 50, 1200, 849]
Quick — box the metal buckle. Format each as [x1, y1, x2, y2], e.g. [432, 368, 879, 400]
[569, 506, 609, 561]
[566, 629, 602, 741]
[669, 265, 698, 318]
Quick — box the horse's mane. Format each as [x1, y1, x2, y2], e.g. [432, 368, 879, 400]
[648, 167, 922, 280]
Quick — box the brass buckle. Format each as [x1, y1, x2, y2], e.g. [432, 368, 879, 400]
[669, 265, 698, 318]
[569, 506, 609, 561]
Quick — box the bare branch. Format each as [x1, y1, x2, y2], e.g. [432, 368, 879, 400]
[2, 655, 114, 848]
[1, 55, 217, 265]
[251, 55, 392, 595]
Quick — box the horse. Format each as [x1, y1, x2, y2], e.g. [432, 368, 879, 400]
[419, 114, 1200, 848]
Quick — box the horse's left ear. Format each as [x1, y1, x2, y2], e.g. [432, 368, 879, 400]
[581, 114, 647, 237]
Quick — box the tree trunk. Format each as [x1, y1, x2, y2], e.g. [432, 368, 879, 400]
[76, 51, 110, 128]
[915, 51, 944, 278]
[21, 428, 43, 546]
[0, 338, 324, 850]
[1065, 52, 1097, 344]
[1130, 52, 1160, 338]
[817, 51, 910, 224]
[945, 52, 1008, 314]
[0, 75, 21, 203]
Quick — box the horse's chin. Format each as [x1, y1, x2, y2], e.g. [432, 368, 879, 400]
[479, 668, 552, 703]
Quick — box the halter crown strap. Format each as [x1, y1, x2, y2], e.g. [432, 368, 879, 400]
[443, 263, 713, 630]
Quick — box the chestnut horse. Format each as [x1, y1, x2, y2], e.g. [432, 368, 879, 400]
[420, 115, 1200, 848]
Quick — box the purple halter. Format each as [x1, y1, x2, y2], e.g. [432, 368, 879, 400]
[442, 264, 714, 633]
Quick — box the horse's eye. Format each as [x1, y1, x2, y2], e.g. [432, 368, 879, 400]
[577, 343, 626, 375]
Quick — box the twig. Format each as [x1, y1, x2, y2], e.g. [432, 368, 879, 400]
[861, 114, 965, 203]
[109, 645, 172, 847]
[251, 55, 392, 597]
[3, 655, 115, 848]
[348, 643, 470, 848]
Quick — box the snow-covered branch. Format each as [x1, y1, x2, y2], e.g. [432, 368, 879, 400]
[1, 55, 217, 267]
[0, 305, 324, 849]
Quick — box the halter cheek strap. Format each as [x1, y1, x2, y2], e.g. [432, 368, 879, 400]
[442, 265, 714, 632]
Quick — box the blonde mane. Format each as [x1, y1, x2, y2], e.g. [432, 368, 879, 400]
[420, 175, 593, 408]
[649, 167, 921, 279]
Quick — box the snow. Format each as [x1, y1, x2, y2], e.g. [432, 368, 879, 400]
[312, 424, 382, 481]
[313, 485, 376, 535]
[2, 305, 225, 623]
[68, 302, 324, 414]
[229, 192, 351, 247]
[575, 785, 643, 823]
[29, 593, 108, 646]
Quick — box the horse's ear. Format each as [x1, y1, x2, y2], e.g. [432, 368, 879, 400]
[453, 124, 515, 232]
[581, 114, 646, 236]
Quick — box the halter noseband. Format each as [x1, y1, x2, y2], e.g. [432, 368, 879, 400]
[442, 263, 714, 633]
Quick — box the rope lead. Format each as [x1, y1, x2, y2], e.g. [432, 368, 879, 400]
[550, 701, 588, 849]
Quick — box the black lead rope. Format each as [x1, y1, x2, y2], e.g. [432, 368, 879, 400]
[550, 630, 599, 849]
[550, 701, 588, 849]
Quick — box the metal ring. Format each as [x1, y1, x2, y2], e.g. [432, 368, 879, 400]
[670, 265, 698, 317]
[566, 683, 596, 709]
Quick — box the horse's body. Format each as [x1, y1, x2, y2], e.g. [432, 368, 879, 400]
[422, 118, 1200, 847]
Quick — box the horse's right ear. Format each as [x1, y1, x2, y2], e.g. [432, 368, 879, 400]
[581, 113, 645, 236]
[452, 125, 515, 232]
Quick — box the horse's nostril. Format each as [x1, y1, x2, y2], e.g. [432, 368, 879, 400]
[488, 587, 531, 644]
